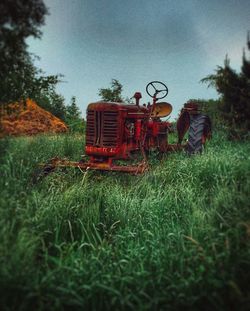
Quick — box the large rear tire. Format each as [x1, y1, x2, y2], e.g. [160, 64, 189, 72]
[186, 114, 211, 154]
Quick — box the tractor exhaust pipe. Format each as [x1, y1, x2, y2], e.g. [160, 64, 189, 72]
[134, 92, 142, 106]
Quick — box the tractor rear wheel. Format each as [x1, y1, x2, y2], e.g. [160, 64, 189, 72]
[186, 114, 211, 154]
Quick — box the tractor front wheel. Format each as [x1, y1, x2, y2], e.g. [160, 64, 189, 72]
[186, 114, 211, 154]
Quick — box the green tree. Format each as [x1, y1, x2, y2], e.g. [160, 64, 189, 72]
[48, 93, 67, 121]
[0, 0, 83, 128]
[66, 96, 81, 119]
[0, 50, 63, 105]
[99, 79, 124, 102]
[202, 34, 250, 138]
[0, 0, 70, 124]
[65, 96, 84, 132]
[0, 0, 47, 42]
[0, 0, 49, 105]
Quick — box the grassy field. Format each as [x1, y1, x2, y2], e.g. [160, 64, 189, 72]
[0, 132, 250, 310]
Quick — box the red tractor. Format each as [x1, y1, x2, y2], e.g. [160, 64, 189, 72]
[44, 81, 211, 174]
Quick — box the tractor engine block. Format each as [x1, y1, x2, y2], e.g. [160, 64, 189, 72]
[85, 100, 170, 163]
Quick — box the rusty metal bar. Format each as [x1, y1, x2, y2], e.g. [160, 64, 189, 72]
[40, 157, 148, 175]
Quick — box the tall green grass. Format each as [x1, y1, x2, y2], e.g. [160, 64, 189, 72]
[0, 132, 249, 310]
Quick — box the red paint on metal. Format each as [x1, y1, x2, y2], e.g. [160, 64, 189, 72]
[42, 85, 211, 175]
[83, 98, 177, 173]
[135, 119, 142, 141]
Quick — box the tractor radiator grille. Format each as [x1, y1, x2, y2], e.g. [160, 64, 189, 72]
[86, 110, 118, 147]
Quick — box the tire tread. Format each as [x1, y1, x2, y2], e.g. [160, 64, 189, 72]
[186, 114, 211, 154]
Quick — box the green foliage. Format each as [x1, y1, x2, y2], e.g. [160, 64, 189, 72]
[202, 36, 250, 139]
[37, 94, 84, 132]
[1, 51, 63, 107]
[0, 0, 51, 105]
[66, 96, 81, 119]
[65, 97, 84, 133]
[0, 0, 84, 132]
[0, 132, 249, 310]
[0, 0, 48, 42]
[49, 93, 67, 121]
[99, 79, 124, 102]
[187, 98, 225, 130]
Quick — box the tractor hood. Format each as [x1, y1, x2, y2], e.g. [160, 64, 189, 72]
[87, 101, 149, 114]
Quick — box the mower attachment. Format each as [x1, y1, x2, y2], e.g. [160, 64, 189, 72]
[41, 157, 148, 175]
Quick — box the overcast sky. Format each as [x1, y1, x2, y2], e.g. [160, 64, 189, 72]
[27, 0, 250, 118]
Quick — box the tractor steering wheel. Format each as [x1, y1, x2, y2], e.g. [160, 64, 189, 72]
[146, 81, 168, 99]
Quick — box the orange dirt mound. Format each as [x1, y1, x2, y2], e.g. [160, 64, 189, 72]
[0, 99, 68, 137]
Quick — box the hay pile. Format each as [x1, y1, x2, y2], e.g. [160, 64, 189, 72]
[0, 99, 68, 137]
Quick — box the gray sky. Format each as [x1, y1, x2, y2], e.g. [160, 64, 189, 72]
[27, 0, 250, 118]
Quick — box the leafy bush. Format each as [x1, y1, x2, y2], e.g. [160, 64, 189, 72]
[202, 35, 250, 139]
